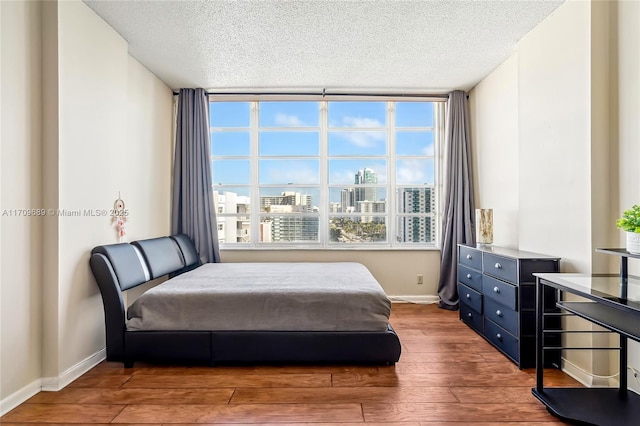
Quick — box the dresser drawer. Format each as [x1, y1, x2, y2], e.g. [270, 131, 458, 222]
[458, 265, 482, 292]
[459, 245, 482, 271]
[460, 301, 483, 332]
[484, 298, 518, 336]
[484, 319, 519, 363]
[482, 274, 517, 310]
[483, 253, 517, 284]
[458, 283, 482, 313]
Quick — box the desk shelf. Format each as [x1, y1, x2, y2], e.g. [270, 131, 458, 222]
[532, 388, 640, 426]
[533, 248, 640, 426]
[557, 301, 640, 342]
[595, 248, 640, 260]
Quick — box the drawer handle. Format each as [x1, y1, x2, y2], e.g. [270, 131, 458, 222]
[495, 262, 502, 269]
[466, 293, 471, 299]
[496, 310, 503, 317]
[467, 312, 473, 318]
[493, 286, 500, 293]
[466, 273, 472, 279]
[466, 254, 472, 260]
[496, 333, 503, 341]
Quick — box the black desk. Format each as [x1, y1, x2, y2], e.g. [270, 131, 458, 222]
[532, 249, 640, 425]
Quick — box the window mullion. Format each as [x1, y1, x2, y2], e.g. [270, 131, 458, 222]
[388, 101, 396, 247]
[250, 101, 260, 247]
[434, 102, 445, 248]
[319, 101, 328, 247]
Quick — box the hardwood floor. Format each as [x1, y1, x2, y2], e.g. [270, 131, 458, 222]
[1, 303, 578, 424]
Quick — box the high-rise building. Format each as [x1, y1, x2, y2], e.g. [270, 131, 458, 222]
[261, 192, 317, 241]
[358, 200, 386, 223]
[268, 215, 319, 242]
[355, 168, 377, 185]
[397, 187, 435, 243]
[340, 188, 356, 213]
[213, 190, 251, 243]
[354, 168, 378, 204]
[261, 191, 312, 212]
[400, 187, 434, 214]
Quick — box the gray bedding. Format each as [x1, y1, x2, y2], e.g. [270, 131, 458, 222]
[127, 262, 391, 332]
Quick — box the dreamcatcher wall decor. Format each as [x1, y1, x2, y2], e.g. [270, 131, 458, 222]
[111, 193, 128, 242]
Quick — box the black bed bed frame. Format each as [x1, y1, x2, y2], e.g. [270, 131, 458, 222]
[89, 234, 402, 367]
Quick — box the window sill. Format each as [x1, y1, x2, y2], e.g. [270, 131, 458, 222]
[220, 245, 441, 251]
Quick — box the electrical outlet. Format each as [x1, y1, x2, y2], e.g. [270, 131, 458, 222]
[417, 274, 423, 285]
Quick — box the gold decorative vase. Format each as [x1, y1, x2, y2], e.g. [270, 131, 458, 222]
[476, 208, 493, 245]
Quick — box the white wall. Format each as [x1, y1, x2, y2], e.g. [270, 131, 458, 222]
[126, 56, 173, 237]
[55, 0, 131, 376]
[469, 54, 519, 249]
[516, 0, 594, 272]
[470, 0, 640, 390]
[471, 0, 611, 271]
[2, 0, 173, 413]
[0, 0, 43, 408]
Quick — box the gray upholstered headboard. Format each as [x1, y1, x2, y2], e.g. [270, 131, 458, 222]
[92, 234, 201, 288]
[131, 237, 185, 279]
[89, 234, 202, 360]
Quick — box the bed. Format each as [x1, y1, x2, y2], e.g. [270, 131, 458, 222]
[89, 234, 402, 367]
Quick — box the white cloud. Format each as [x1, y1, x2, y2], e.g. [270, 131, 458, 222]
[275, 113, 305, 127]
[397, 159, 428, 185]
[267, 166, 318, 185]
[334, 116, 385, 148]
[338, 132, 385, 148]
[342, 117, 383, 128]
[422, 145, 435, 156]
[329, 170, 359, 185]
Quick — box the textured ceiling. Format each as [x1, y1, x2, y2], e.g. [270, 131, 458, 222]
[83, 0, 564, 93]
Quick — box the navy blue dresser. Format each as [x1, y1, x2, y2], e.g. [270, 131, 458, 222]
[457, 244, 560, 368]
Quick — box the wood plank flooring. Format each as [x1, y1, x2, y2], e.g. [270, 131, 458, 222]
[2, 303, 579, 424]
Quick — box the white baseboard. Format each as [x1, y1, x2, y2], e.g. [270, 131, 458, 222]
[561, 357, 619, 388]
[0, 348, 106, 415]
[389, 295, 439, 304]
[41, 348, 106, 391]
[0, 378, 41, 417]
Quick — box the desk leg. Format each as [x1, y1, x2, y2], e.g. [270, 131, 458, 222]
[536, 278, 544, 392]
[620, 256, 628, 398]
[620, 335, 627, 398]
[621, 257, 628, 299]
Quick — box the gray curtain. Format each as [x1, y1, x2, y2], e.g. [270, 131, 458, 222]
[437, 90, 475, 310]
[171, 88, 220, 263]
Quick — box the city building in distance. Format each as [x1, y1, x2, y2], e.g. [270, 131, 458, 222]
[214, 168, 434, 244]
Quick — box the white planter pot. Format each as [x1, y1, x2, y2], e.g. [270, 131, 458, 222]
[626, 232, 640, 255]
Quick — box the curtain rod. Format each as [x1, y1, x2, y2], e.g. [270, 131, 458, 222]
[171, 89, 450, 99]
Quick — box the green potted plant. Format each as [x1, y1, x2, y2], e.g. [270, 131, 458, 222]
[616, 204, 640, 254]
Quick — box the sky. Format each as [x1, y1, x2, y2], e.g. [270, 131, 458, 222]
[210, 101, 435, 203]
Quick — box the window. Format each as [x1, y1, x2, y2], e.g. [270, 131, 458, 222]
[211, 99, 443, 248]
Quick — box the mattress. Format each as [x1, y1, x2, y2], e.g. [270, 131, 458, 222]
[126, 262, 392, 332]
